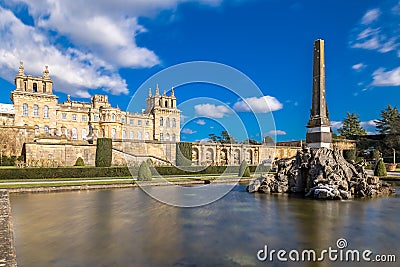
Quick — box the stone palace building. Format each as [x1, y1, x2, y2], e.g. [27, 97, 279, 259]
[0, 62, 303, 167]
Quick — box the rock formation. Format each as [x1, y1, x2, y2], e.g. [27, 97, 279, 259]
[247, 147, 395, 200]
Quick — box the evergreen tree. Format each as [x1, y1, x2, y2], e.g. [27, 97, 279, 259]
[376, 105, 400, 135]
[337, 112, 367, 139]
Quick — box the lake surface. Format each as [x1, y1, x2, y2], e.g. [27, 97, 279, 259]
[10, 183, 400, 267]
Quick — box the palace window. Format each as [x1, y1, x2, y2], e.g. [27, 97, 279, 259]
[22, 103, 28, 116]
[72, 114, 77, 121]
[130, 131, 134, 139]
[82, 115, 87, 122]
[33, 83, 38, 92]
[111, 114, 116, 122]
[166, 118, 170, 128]
[122, 130, 126, 139]
[172, 118, 176, 128]
[145, 132, 149, 140]
[160, 117, 163, 126]
[159, 133, 163, 141]
[111, 128, 116, 139]
[172, 134, 176, 142]
[93, 115, 99, 122]
[138, 131, 142, 140]
[130, 119, 134, 125]
[146, 120, 149, 126]
[43, 83, 46, 93]
[138, 120, 142, 126]
[166, 133, 170, 141]
[122, 118, 126, 124]
[43, 105, 49, 118]
[33, 104, 39, 117]
[72, 128, 78, 140]
[82, 128, 87, 140]
[34, 125, 39, 135]
[44, 126, 49, 133]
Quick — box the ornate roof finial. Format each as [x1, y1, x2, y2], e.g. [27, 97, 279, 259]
[148, 88, 152, 97]
[171, 86, 175, 97]
[67, 95, 71, 102]
[155, 84, 160, 95]
[163, 89, 166, 96]
[43, 65, 49, 78]
[18, 60, 24, 75]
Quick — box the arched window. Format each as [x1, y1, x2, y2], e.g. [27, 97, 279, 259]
[72, 128, 78, 140]
[160, 117, 163, 126]
[166, 118, 170, 128]
[130, 131, 134, 139]
[160, 133, 163, 141]
[82, 128, 87, 140]
[22, 103, 28, 116]
[34, 125, 39, 135]
[165, 100, 168, 107]
[138, 131, 142, 140]
[33, 83, 38, 92]
[102, 129, 105, 137]
[33, 104, 39, 117]
[172, 134, 176, 142]
[166, 133, 170, 141]
[43, 105, 49, 118]
[145, 132, 149, 140]
[43, 83, 46, 93]
[122, 130, 126, 139]
[44, 126, 49, 133]
[172, 118, 176, 128]
[111, 114, 116, 122]
[111, 128, 116, 139]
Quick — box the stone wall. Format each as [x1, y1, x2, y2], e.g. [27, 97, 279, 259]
[23, 139, 301, 167]
[0, 126, 35, 157]
[0, 190, 18, 267]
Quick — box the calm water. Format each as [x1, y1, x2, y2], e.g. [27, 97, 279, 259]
[10, 184, 400, 267]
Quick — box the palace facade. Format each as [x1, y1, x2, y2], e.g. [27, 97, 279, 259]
[1, 62, 181, 143]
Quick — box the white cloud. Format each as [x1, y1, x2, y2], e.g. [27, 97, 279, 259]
[361, 8, 381, 25]
[194, 104, 231, 118]
[233, 96, 283, 113]
[372, 67, 400, 86]
[360, 120, 377, 127]
[195, 119, 206, 125]
[267, 130, 286, 136]
[0, 0, 223, 97]
[181, 128, 197, 134]
[330, 121, 343, 130]
[352, 63, 367, 71]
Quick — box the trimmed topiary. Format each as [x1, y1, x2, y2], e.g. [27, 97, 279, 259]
[95, 138, 112, 167]
[138, 161, 152, 181]
[238, 160, 250, 177]
[176, 142, 192, 166]
[374, 158, 387, 177]
[74, 157, 84, 166]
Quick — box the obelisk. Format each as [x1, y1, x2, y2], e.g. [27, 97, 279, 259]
[306, 39, 332, 148]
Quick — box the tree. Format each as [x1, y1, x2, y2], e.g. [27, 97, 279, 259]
[374, 158, 387, 177]
[376, 105, 400, 135]
[242, 138, 261, 145]
[138, 161, 152, 181]
[238, 160, 250, 177]
[95, 138, 112, 167]
[208, 133, 219, 142]
[220, 131, 237, 144]
[337, 112, 367, 139]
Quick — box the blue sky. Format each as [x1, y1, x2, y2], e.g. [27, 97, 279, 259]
[0, 0, 399, 142]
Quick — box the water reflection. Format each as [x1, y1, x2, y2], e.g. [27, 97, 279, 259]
[10, 184, 400, 267]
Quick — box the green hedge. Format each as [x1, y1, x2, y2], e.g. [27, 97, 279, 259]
[95, 138, 112, 167]
[176, 142, 192, 166]
[0, 164, 263, 180]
